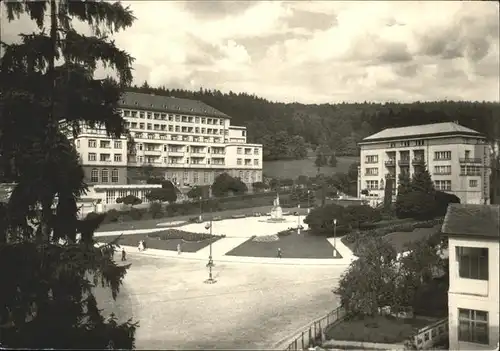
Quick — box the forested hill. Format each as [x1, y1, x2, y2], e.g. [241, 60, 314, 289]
[128, 82, 500, 161]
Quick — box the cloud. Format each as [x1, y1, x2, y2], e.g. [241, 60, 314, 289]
[1, 1, 499, 103]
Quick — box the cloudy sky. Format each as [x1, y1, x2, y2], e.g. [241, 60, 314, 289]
[2, 1, 499, 103]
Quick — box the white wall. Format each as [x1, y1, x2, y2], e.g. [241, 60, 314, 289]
[448, 237, 500, 350]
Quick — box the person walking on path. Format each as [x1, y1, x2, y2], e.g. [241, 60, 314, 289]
[277, 247, 282, 259]
[121, 248, 127, 261]
[177, 243, 182, 255]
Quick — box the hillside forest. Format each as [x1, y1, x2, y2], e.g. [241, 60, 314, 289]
[130, 82, 500, 162]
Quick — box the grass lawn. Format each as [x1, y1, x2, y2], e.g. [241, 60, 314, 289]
[226, 231, 342, 259]
[96, 232, 220, 253]
[263, 156, 359, 179]
[325, 315, 433, 344]
[384, 225, 441, 253]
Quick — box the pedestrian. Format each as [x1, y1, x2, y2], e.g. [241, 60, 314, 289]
[277, 247, 282, 259]
[142, 240, 147, 251]
[177, 243, 182, 255]
[121, 248, 127, 261]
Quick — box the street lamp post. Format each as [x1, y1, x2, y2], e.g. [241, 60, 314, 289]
[204, 189, 216, 284]
[297, 204, 301, 235]
[333, 218, 337, 257]
[307, 189, 311, 214]
[198, 196, 202, 222]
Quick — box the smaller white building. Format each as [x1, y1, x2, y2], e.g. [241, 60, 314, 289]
[442, 204, 500, 350]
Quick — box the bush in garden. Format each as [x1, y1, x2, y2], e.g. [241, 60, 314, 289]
[122, 194, 142, 207]
[103, 209, 120, 223]
[128, 208, 143, 221]
[149, 201, 163, 219]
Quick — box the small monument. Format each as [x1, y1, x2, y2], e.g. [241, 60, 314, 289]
[269, 192, 286, 222]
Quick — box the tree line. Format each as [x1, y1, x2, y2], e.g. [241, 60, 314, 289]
[129, 83, 500, 163]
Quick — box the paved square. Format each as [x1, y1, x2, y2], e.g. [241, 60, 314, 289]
[163, 216, 309, 238]
[94, 254, 344, 350]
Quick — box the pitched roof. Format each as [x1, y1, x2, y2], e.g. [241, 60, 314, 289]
[362, 122, 483, 142]
[441, 204, 500, 239]
[120, 92, 230, 119]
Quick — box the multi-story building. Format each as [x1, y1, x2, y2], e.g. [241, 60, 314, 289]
[358, 122, 491, 206]
[72, 92, 263, 189]
[442, 203, 499, 350]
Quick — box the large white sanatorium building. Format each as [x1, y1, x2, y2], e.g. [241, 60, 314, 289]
[72, 92, 263, 189]
[442, 204, 499, 350]
[358, 122, 491, 206]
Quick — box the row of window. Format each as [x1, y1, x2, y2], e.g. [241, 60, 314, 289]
[134, 144, 259, 155]
[365, 179, 462, 191]
[127, 121, 227, 135]
[131, 156, 226, 165]
[366, 165, 482, 180]
[389, 139, 425, 148]
[88, 153, 122, 162]
[80, 140, 122, 149]
[369, 151, 483, 164]
[131, 131, 223, 144]
[121, 109, 226, 126]
[90, 168, 119, 183]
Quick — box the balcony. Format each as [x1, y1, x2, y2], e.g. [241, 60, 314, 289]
[398, 159, 410, 166]
[168, 151, 184, 157]
[434, 171, 452, 176]
[144, 149, 161, 155]
[412, 158, 425, 166]
[385, 159, 396, 167]
[385, 173, 396, 180]
[459, 158, 482, 164]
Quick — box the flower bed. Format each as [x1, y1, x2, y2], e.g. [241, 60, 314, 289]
[147, 229, 225, 242]
[252, 234, 279, 242]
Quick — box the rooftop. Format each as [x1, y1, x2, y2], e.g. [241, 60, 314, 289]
[441, 204, 500, 239]
[361, 122, 483, 142]
[120, 92, 230, 119]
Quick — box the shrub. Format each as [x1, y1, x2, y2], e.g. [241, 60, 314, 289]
[128, 208, 143, 221]
[103, 209, 120, 223]
[434, 191, 460, 216]
[395, 191, 436, 220]
[122, 194, 142, 207]
[276, 229, 294, 237]
[116, 197, 123, 204]
[149, 202, 163, 219]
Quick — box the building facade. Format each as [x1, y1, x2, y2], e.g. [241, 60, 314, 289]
[442, 204, 500, 350]
[72, 92, 263, 189]
[358, 122, 491, 206]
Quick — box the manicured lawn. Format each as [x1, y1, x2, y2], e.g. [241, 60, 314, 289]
[384, 225, 441, 253]
[263, 156, 359, 179]
[96, 232, 220, 253]
[226, 231, 342, 259]
[325, 315, 433, 344]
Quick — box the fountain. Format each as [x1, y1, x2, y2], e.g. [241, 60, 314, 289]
[267, 193, 287, 223]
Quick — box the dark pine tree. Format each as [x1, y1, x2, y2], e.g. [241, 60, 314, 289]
[0, 0, 137, 348]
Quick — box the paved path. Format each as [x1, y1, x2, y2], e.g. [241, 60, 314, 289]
[96, 254, 345, 350]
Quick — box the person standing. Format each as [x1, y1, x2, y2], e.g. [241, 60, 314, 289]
[277, 247, 282, 259]
[121, 248, 127, 261]
[177, 243, 182, 255]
